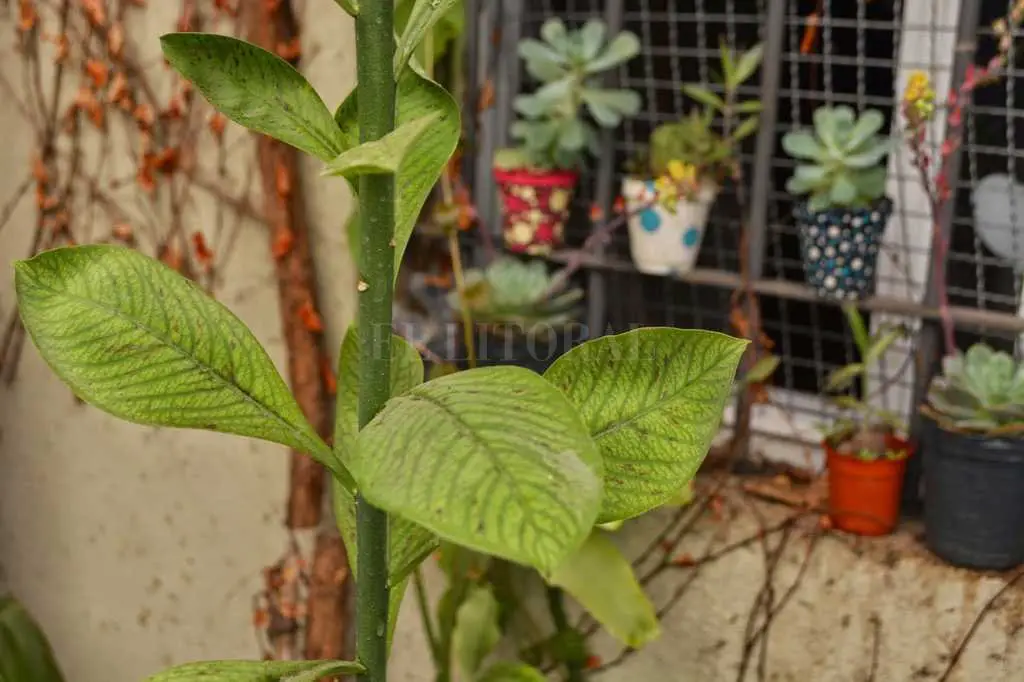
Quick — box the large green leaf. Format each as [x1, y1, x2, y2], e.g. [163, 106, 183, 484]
[160, 34, 344, 162]
[0, 596, 65, 682]
[544, 328, 747, 522]
[335, 65, 460, 278]
[324, 113, 441, 177]
[143, 660, 363, 681]
[549, 531, 659, 649]
[351, 366, 603, 574]
[452, 585, 501, 680]
[394, 0, 460, 75]
[332, 325, 436, 584]
[477, 663, 547, 682]
[15, 246, 338, 473]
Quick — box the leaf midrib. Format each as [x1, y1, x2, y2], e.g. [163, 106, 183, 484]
[590, 346, 732, 444]
[28, 273, 328, 460]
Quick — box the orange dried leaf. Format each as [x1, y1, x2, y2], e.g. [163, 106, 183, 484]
[54, 34, 69, 63]
[613, 195, 626, 214]
[477, 80, 495, 112]
[80, 0, 107, 27]
[271, 228, 294, 260]
[275, 162, 291, 198]
[136, 161, 156, 193]
[321, 356, 337, 396]
[672, 553, 696, 567]
[252, 608, 270, 629]
[85, 59, 110, 88]
[818, 515, 833, 531]
[208, 112, 227, 138]
[589, 203, 604, 222]
[800, 12, 820, 55]
[112, 222, 133, 242]
[160, 244, 183, 271]
[191, 232, 214, 266]
[18, 0, 38, 33]
[153, 147, 179, 174]
[276, 37, 301, 61]
[297, 301, 324, 333]
[107, 72, 129, 106]
[32, 156, 48, 184]
[213, 0, 237, 16]
[133, 103, 155, 128]
[584, 656, 602, 671]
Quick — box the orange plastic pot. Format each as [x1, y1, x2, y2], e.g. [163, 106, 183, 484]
[825, 435, 912, 536]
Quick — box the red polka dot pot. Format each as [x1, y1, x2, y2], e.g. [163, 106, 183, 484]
[494, 167, 578, 255]
[794, 197, 892, 301]
[623, 177, 718, 276]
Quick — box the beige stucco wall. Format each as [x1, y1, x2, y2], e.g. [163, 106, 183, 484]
[0, 2, 358, 680]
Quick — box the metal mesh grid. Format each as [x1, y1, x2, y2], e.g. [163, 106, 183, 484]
[481, 0, 1024, 449]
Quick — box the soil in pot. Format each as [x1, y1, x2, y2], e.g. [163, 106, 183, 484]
[623, 178, 718, 276]
[794, 197, 892, 301]
[923, 418, 1024, 570]
[494, 167, 578, 256]
[826, 431, 910, 536]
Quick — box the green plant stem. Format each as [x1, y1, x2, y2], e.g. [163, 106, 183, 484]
[354, 1, 397, 681]
[546, 587, 584, 682]
[448, 228, 477, 369]
[413, 567, 442, 665]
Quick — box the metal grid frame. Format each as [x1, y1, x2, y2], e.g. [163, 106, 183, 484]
[467, 0, 1024, 495]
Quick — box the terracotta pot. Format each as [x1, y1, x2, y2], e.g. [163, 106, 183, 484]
[825, 434, 911, 536]
[623, 177, 718, 275]
[494, 167, 578, 255]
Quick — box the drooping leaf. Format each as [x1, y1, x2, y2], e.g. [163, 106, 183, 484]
[452, 585, 501, 679]
[332, 324, 436, 586]
[335, 64, 460, 281]
[742, 355, 780, 385]
[731, 116, 760, 141]
[864, 325, 905, 366]
[351, 366, 603, 574]
[0, 596, 65, 682]
[825, 363, 865, 393]
[682, 84, 724, 110]
[548, 531, 660, 649]
[581, 88, 641, 128]
[14, 246, 338, 474]
[841, 304, 870, 356]
[143, 660, 363, 682]
[584, 32, 640, 73]
[324, 113, 442, 177]
[781, 131, 822, 160]
[160, 34, 344, 162]
[544, 328, 747, 522]
[477, 663, 547, 682]
[394, 0, 460, 76]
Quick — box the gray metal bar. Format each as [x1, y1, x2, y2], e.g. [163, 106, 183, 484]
[905, 0, 982, 512]
[731, 0, 787, 461]
[585, 0, 626, 338]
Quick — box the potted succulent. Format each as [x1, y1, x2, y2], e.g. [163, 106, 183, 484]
[921, 344, 1024, 570]
[448, 257, 584, 373]
[494, 18, 641, 255]
[821, 305, 912, 536]
[783, 106, 892, 301]
[624, 42, 763, 275]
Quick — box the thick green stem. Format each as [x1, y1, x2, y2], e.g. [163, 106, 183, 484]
[354, 1, 397, 681]
[546, 587, 584, 682]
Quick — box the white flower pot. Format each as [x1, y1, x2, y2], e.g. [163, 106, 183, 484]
[623, 177, 718, 276]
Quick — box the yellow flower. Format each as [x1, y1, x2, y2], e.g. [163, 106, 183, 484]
[902, 70, 935, 123]
[667, 159, 697, 184]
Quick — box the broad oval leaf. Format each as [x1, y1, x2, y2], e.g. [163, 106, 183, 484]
[544, 328, 747, 522]
[336, 65, 460, 279]
[15, 246, 336, 471]
[682, 84, 724, 110]
[352, 366, 603, 573]
[324, 113, 441, 177]
[143, 660, 363, 682]
[0, 595, 65, 682]
[332, 325, 437, 586]
[781, 131, 822, 160]
[825, 363, 864, 393]
[394, 0, 460, 75]
[549, 531, 660, 648]
[160, 34, 344, 162]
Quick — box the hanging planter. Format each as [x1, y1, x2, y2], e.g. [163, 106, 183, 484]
[494, 168, 578, 255]
[794, 197, 891, 300]
[783, 106, 893, 301]
[921, 344, 1024, 570]
[623, 177, 717, 275]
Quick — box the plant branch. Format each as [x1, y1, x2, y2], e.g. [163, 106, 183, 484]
[353, 0, 398, 680]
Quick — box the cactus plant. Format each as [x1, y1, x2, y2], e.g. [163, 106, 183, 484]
[448, 258, 583, 333]
[497, 18, 641, 171]
[783, 106, 891, 213]
[925, 343, 1024, 434]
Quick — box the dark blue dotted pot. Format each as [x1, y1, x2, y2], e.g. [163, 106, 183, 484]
[793, 197, 892, 301]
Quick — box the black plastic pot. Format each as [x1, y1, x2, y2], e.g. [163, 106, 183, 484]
[923, 418, 1024, 570]
[456, 323, 586, 374]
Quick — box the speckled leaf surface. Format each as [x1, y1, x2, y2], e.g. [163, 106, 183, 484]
[351, 366, 603, 574]
[324, 113, 441, 177]
[335, 65, 460, 278]
[15, 246, 334, 467]
[393, 0, 460, 75]
[545, 328, 747, 522]
[143, 660, 363, 681]
[161, 33, 345, 162]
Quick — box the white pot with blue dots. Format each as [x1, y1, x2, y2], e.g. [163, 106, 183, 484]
[794, 197, 892, 301]
[624, 178, 718, 276]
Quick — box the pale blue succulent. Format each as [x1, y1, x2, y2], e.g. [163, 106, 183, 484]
[927, 343, 1024, 434]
